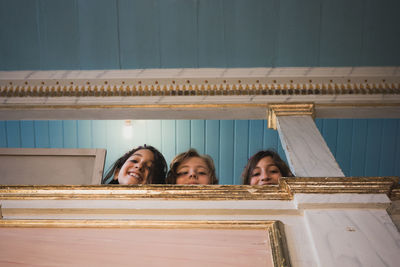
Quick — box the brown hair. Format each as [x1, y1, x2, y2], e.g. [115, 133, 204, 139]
[242, 150, 293, 185]
[166, 148, 218, 184]
[102, 145, 167, 185]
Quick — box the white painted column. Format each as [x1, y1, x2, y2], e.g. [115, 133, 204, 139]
[295, 194, 400, 267]
[276, 115, 344, 177]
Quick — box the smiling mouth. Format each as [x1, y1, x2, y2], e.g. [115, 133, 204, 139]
[259, 180, 276, 185]
[128, 171, 141, 180]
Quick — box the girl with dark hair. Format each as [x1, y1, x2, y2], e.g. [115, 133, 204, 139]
[242, 150, 293, 185]
[166, 148, 218, 185]
[102, 145, 167, 185]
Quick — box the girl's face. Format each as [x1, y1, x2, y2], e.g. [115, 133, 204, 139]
[115, 149, 154, 185]
[176, 157, 211, 185]
[250, 156, 282, 185]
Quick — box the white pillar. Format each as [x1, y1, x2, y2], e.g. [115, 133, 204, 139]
[268, 104, 344, 177]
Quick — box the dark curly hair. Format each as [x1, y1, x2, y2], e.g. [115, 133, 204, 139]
[166, 148, 218, 184]
[242, 150, 293, 185]
[102, 145, 167, 185]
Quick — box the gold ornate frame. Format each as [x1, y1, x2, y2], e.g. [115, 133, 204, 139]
[0, 177, 397, 200]
[0, 219, 291, 267]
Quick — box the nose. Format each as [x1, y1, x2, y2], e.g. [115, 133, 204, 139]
[188, 170, 198, 179]
[260, 173, 270, 182]
[135, 162, 143, 171]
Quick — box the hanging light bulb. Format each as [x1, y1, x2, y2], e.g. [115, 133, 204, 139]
[122, 120, 133, 139]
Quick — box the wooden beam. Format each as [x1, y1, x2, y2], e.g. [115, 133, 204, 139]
[276, 116, 345, 177]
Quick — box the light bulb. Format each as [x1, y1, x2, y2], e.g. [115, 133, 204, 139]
[122, 120, 133, 139]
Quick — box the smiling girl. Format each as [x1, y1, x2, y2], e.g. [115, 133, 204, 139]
[166, 149, 218, 185]
[102, 145, 167, 185]
[242, 150, 293, 185]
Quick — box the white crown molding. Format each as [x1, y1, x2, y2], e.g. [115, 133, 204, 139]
[0, 67, 399, 120]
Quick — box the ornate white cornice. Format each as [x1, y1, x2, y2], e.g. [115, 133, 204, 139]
[0, 67, 399, 120]
[0, 67, 399, 97]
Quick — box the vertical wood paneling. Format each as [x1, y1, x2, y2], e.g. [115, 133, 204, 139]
[234, 121, 249, 184]
[131, 120, 146, 148]
[262, 121, 289, 166]
[158, 0, 197, 67]
[104, 120, 121, 173]
[118, 0, 160, 68]
[198, 0, 226, 67]
[1, 119, 400, 183]
[0, 121, 7, 147]
[223, 0, 279, 67]
[176, 120, 191, 154]
[277, 140, 287, 164]
[321, 119, 338, 157]
[248, 120, 263, 157]
[379, 119, 397, 176]
[6, 121, 21, 148]
[362, 0, 400, 65]
[49, 121, 63, 147]
[219, 120, 234, 184]
[190, 120, 205, 154]
[92, 120, 107, 149]
[77, 0, 119, 69]
[0, 0, 40, 70]
[146, 120, 162, 150]
[34, 121, 49, 148]
[1, 1, 400, 70]
[161, 120, 176, 166]
[315, 119, 324, 134]
[365, 120, 383, 176]
[91, 120, 107, 175]
[336, 119, 353, 176]
[277, 0, 320, 66]
[38, 0, 80, 69]
[205, 120, 220, 179]
[20, 121, 35, 148]
[77, 120, 91, 148]
[350, 119, 367, 176]
[62, 120, 77, 148]
[319, 0, 364, 66]
[263, 121, 279, 151]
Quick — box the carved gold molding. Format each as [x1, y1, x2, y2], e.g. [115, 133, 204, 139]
[0, 218, 277, 229]
[282, 177, 399, 195]
[1, 67, 399, 98]
[267, 103, 315, 129]
[0, 82, 398, 98]
[0, 177, 398, 200]
[390, 186, 400, 201]
[0, 219, 291, 267]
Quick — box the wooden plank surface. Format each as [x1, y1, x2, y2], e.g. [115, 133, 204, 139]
[277, 0, 320, 66]
[78, 0, 120, 69]
[220, 120, 234, 184]
[319, 0, 364, 66]
[37, 0, 80, 69]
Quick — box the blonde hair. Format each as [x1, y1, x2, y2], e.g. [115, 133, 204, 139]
[166, 149, 218, 184]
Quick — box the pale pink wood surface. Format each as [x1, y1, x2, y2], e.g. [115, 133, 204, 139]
[0, 228, 273, 267]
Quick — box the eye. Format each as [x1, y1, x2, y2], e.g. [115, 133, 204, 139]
[198, 171, 207, 175]
[270, 170, 280, 174]
[177, 171, 188, 176]
[251, 172, 260, 177]
[130, 159, 138, 163]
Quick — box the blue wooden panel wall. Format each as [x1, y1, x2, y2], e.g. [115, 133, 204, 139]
[1, 0, 399, 69]
[1, 119, 399, 184]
